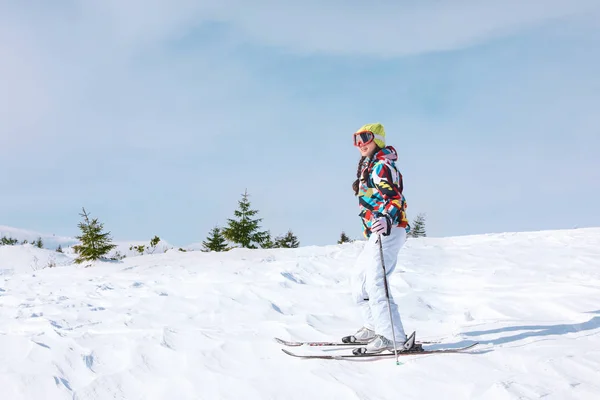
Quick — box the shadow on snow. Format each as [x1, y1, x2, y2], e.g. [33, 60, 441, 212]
[436, 311, 600, 349]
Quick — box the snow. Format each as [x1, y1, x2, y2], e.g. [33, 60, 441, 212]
[0, 245, 73, 276]
[0, 225, 77, 251]
[109, 239, 175, 258]
[1, 227, 600, 399]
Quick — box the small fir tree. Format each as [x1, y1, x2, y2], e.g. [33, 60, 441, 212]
[56, 244, 63, 253]
[408, 213, 427, 238]
[112, 251, 126, 260]
[148, 236, 161, 254]
[338, 231, 352, 244]
[202, 227, 229, 252]
[130, 244, 146, 255]
[35, 237, 43, 248]
[1, 236, 19, 245]
[72, 208, 117, 265]
[274, 230, 300, 248]
[222, 190, 269, 249]
[129, 235, 162, 255]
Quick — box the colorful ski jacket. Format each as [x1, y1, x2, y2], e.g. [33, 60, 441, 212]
[357, 146, 409, 238]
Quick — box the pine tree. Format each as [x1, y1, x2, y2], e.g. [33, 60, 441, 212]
[202, 226, 229, 252]
[222, 190, 269, 249]
[338, 231, 352, 244]
[56, 245, 63, 253]
[408, 213, 427, 238]
[1, 236, 18, 245]
[130, 244, 146, 255]
[148, 236, 161, 254]
[261, 231, 275, 249]
[275, 230, 300, 248]
[35, 237, 43, 248]
[72, 208, 117, 265]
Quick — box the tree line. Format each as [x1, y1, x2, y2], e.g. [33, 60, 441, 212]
[0, 236, 44, 248]
[1, 189, 427, 265]
[202, 190, 299, 252]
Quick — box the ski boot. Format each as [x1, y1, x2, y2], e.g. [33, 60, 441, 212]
[353, 331, 421, 355]
[341, 326, 376, 344]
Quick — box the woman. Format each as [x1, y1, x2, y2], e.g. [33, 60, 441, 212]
[342, 122, 417, 355]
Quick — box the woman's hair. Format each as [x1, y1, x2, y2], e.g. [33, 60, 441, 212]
[352, 145, 382, 196]
[352, 156, 366, 196]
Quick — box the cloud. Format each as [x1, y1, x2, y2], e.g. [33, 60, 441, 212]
[0, 1, 248, 157]
[216, 0, 600, 56]
[83, 0, 600, 57]
[1, 0, 597, 158]
[6, 1, 598, 61]
[1, 0, 594, 140]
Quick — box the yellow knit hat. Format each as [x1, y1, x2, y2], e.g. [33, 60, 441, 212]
[355, 123, 386, 148]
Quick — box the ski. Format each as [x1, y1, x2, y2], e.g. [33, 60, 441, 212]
[274, 336, 440, 347]
[281, 342, 479, 360]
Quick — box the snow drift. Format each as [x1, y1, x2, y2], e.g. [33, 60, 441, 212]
[1, 228, 599, 399]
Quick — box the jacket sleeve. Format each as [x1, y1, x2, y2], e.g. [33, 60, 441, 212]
[371, 161, 404, 222]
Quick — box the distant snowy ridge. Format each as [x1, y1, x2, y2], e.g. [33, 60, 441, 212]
[0, 225, 176, 260]
[0, 225, 77, 250]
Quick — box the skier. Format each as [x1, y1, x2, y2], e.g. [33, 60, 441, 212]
[343, 123, 417, 355]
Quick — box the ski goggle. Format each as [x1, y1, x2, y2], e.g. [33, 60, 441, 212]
[353, 131, 384, 147]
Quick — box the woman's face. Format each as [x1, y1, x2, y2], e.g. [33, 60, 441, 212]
[358, 140, 378, 158]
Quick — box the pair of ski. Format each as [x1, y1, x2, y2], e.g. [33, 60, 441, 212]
[276, 335, 479, 360]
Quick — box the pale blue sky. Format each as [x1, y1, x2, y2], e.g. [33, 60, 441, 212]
[1, 1, 599, 247]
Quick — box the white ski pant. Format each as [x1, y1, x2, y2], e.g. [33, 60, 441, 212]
[351, 226, 407, 342]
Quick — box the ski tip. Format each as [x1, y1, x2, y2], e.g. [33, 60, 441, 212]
[274, 337, 297, 346]
[281, 348, 342, 360]
[281, 348, 306, 358]
[281, 348, 294, 356]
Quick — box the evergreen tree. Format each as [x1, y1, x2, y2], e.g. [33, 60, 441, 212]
[202, 227, 229, 252]
[112, 251, 126, 260]
[56, 244, 63, 253]
[338, 231, 352, 244]
[261, 231, 275, 249]
[130, 244, 146, 255]
[148, 235, 161, 254]
[274, 230, 300, 248]
[35, 237, 43, 248]
[1, 236, 18, 245]
[408, 213, 427, 238]
[72, 208, 117, 264]
[222, 190, 269, 249]
[129, 235, 162, 255]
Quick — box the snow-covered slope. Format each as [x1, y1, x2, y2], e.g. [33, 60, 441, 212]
[1, 228, 599, 399]
[0, 245, 74, 276]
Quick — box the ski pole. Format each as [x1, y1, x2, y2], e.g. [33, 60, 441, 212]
[378, 234, 401, 365]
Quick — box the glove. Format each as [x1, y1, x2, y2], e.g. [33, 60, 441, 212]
[372, 215, 391, 236]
